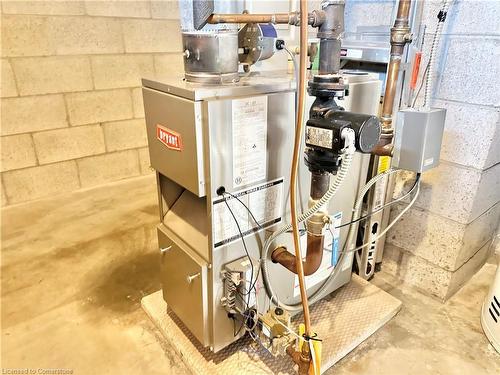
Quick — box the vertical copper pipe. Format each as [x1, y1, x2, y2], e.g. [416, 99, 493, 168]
[373, 0, 412, 156]
[396, 0, 411, 19]
[381, 0, 411, 126]
[290, 0, 312, 338]
[381, 57, 402, 125]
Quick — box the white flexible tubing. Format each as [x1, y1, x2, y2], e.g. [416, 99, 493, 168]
[423, 0, 450, 109]
[262, 128, 356, 253]
[262, 165, 399, 311]
[263, 129, 356, 251]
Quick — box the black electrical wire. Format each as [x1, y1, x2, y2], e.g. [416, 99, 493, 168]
[222, 194, 255, 297]
[233, 315, 245, 337]
[222, 194, 259, 337]
[222, 193, 261, 295]
[233, 296, 258, 337]
[224, 191, 263, 229]
[334, 173, 421, 229]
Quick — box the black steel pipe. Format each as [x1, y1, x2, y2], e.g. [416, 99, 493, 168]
[317, 0, 345, 75]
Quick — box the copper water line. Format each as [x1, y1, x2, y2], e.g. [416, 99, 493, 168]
[289, 0, 312, 339]
[207, 11, 324, 27]
[373, 0, 412, 156]
[209, 12, 295, 24]
[272, 171, 330, 276]
[396, 0, 411, 20]
[272, 236, 324, 275]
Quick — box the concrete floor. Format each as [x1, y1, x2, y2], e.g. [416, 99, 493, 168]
[1, 175, 499, 374]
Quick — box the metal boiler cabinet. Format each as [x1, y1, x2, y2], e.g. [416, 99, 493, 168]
[142, 72, 381, 351]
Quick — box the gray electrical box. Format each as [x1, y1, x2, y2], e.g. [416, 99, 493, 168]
[392, 107, 446, 173]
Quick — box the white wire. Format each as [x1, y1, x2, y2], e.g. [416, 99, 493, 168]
[262, 167, 400, 311]
[349, 181, 420, 252]
[272, 314, 319, 375]
[272, 316, 302, 340]
[283, 46, 299, 100]
[309, 340, 317, 375]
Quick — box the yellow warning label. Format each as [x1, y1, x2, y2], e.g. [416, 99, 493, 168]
[377, 156, 391, 174]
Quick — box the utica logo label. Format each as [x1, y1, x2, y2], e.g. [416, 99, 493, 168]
[156, 125, 183, 151]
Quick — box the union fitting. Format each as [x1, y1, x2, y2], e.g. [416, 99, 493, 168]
[306, 198, 328, 236]
[390, 26, 412, 46]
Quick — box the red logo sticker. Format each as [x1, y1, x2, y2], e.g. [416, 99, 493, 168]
[156, 124, 183, 151]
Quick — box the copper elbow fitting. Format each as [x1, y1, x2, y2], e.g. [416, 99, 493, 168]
[371, 127, 394, 156]
[271, 234, 325, 276]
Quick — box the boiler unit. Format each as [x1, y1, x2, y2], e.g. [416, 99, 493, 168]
[142, 0, 447, 372]
[142, 71, 381, 351]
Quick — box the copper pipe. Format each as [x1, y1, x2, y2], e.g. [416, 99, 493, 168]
[396, 0, 411, 19]
[207, 12, 323, 26]
[371, 139, 394, 157]
[272, 235, 324, 275]
[373, 0, 412, 156]
[208, 13, 293, 24]
[286, 345, 311, 375]
[289, 0, 312, 339]
[272, 172, 329, 275]
[381, 56, 402, 127]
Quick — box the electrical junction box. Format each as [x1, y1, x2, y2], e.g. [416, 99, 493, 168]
[392, 107, 446, 173]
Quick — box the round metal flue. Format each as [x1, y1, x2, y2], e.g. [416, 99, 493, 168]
[179, 0, 241, 84]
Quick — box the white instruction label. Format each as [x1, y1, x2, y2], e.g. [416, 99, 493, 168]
[293, 212, 343, 297]
[373, 176, 388, 210]
[213, 178, 284, 248]
[232, 96, 268, 188]
[305, 126, 333, 149]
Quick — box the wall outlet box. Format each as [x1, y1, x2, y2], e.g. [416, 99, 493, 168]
[392, 107, 446, 173]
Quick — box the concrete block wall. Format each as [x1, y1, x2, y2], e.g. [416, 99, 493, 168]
[380, 0, 500, 300]
[1, 1, 498, 300]
[1, 0, 184, 206]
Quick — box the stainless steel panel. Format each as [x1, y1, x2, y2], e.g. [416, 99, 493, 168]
[341, 41, 390, 64]
[164, 190, 209, 261]
[158, 224, 209, 346]
[205, 91, 298, 351]
[205, 76, 378, 350]
[182, 32, 239, 84]
[142, 72, 295, 101]
[145, 72, 382, 352]
[143, 87, 205, 197]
